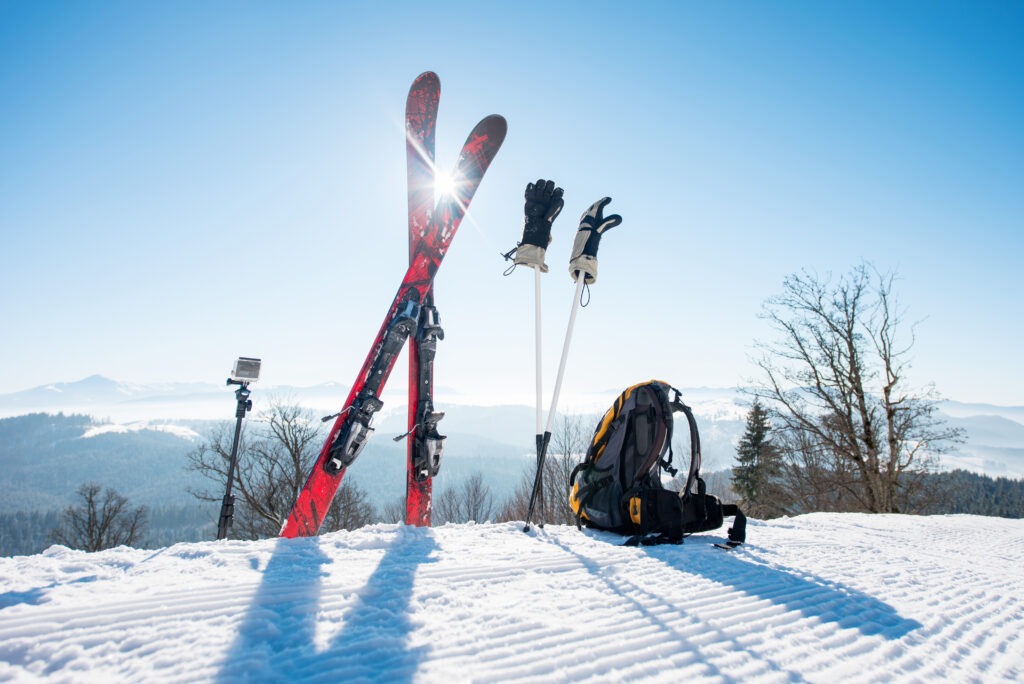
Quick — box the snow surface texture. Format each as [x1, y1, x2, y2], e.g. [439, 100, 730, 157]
[0, 514, 1021, 683]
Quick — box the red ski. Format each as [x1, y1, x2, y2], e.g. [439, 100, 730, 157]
[281, 80, 505, 538]
[405, 72, 442, 526]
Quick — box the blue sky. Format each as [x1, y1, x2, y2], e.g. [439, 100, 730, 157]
[1, 1, 1022, 406]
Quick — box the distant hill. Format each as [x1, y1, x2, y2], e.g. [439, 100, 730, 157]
[0, 412, 534, 516]
[0, 413, 209, 514]
[0, 377, 1022, 517]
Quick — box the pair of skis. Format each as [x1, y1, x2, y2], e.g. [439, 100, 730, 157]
[281, 73, 506, 538]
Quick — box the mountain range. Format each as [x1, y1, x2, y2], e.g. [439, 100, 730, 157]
[0, 376, 1021, 517]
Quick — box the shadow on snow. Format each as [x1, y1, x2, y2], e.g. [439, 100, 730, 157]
[650, 535, 924, 639]
[218, 526, 437, 683]
[548, 532, 922, 680]
[0, 575, 98, 610]
[559, 532, 922, 640]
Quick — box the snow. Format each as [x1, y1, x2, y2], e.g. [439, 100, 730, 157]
[1, 514, 1021, 682]
[79, 423, 201, 441]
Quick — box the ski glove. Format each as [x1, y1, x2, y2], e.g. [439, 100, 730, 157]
[569, 197, 621, 284]
[514, 178, 564, 273]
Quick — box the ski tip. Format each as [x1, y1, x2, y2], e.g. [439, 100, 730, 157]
[471, 113, 506, 129]
[475, 114, 508, 144]
[408, 72, 441, 104]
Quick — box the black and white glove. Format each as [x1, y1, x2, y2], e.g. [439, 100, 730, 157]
[569, 197, 621, 283]
[514, 178, 564, 272]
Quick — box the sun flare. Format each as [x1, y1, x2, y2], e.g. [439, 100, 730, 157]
[434, 168, 459, 199]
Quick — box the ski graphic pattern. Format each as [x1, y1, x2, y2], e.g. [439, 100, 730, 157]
[281, 110, 506, 538]
[405, 72, 440, 526]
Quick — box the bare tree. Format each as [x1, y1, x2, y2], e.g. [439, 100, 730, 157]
[497, 468, 533, 523]
[498, 415, 591, 525]
[323, 479, 379, 531]
[434, 485, 459, 523]
[436, 472, 495, 524]
[51, 483, 147, 551]
[187, 400, 376, 538]
[749, 264, 963, 513]
[380, 496, 407, 524]
[543, 414, 591, 525]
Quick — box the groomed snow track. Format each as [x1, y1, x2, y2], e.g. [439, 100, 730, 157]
[1, 514, 1021, 682]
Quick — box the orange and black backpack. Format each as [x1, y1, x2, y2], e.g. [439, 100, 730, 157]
[569, 380, 746, 547]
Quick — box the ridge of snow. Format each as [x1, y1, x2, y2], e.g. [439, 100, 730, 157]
[80, 423, 202, 441]
[0, 514, 1021, 682]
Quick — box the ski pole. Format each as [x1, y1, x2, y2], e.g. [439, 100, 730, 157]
[524, 197, 621, 532]
[506, 178, 564, 526]
[523, 274, 585, 531]
[533, 266, 544, 503]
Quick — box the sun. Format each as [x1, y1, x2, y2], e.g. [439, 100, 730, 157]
[434, 167, 459, 200]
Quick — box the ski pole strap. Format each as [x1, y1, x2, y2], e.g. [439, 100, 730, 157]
[500, 246, 519, 275]
[579, 281, 591, 307]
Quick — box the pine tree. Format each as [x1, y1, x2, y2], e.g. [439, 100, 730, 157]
[732, 400, 784, 518]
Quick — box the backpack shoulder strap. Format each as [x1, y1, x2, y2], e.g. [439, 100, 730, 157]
[664, 385, 702, 494]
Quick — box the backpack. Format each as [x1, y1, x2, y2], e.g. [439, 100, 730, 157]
[568, 380, 747, 547]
